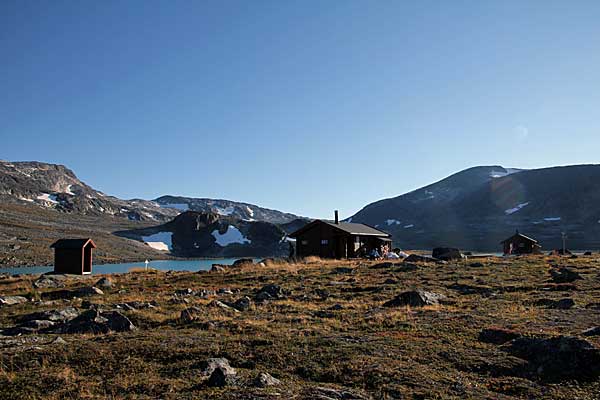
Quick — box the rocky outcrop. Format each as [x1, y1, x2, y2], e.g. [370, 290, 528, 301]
[118, 211, 289, 258]
[383, 290, 445, 307]
[503, 335, 600, 382]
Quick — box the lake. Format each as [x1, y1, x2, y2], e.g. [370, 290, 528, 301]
[0, 258, 257, 276]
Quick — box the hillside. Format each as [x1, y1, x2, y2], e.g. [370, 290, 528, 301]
[154, 195, 302, 224]
[350, 165, 600, 251]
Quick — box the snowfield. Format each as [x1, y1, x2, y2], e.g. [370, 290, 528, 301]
[544, 217, 561, 222]
[142, 232, 173, 251]
[386, 219, 401, 226]
[212, 225, 251, 246]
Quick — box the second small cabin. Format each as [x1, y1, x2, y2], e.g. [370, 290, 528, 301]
[501, 231, 541, 255]
[50, 238, 96, 275]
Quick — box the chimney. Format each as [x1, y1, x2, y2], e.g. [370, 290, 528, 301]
[334, 210, 339, 224]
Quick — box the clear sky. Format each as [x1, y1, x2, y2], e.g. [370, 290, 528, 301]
[1, 1, 599, 219]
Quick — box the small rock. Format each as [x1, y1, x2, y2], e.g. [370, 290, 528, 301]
[33, 276, 65, 289]
[254, 372, 281, 387]
[470, 262, 484, 268]
[0, 295, 28, 306]
[217, 288, 233, 295]
[208, 300, 239, 313]
[50, 336, 67, 345]
[333, 267, 354, 274]
[383, 289, 445, 307]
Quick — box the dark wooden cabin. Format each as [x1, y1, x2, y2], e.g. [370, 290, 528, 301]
[50, 238, 96, 275]
[289, 211, 391, 259]
[501, 231, 541, 255]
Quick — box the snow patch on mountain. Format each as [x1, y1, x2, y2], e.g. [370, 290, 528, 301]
[142, 232, 172, 251]
[212, 225, 251, 246]
[544, 217, 561, 222]
[505, 202, 530, 215]
[490, 168, 522, 179]
[214, 206, 235, 216]
[386, 219, 401, 226]
[37, 193, 58, 204]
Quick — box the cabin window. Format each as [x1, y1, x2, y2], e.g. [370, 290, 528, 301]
[301, 240, 308, 245]
[321, 239, 328, 245]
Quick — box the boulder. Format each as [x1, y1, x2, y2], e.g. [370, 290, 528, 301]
[25, 307, 80, 323]
[211, 264, 226, 272]
[404, 254, 437, 263]
[255, 284, 286, 301]
[207, 367, 237, 387]
[550, 267, 583, 283]
[231, 296, 252, 311]
[200, 358, 236, 376]
[75, 286, 104, 297]
[479, 327, 522, 344]
[383, 289, 445, 307]
[175, 288, 195, 296]
[254, 372, 281, 387]
[180, 306, 203, 323]
[56, 309, 136, 334]
[33, 276, 65, 289]
[584, 251, 593, 256]
[432, 247, 463, 261]
[95, 277, 113, 288]
[503, 335, 600, 382]
[534, 298, 575, 309]
[0, 295, 28, 306]
[232, 258, 254, 267]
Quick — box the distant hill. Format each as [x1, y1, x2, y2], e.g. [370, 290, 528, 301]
[349, 165, 600, 251]
[153, 195, 302, 224]
[117, 211, 291, 258]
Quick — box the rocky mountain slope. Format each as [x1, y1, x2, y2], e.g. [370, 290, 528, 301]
[350, 165, 600, 251]
[117, 211, 291, 258]
[154, 195, 301, 224]
[0, 161, 179, 222]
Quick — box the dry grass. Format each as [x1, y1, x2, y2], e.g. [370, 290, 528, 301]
[1, 255, 600, 399]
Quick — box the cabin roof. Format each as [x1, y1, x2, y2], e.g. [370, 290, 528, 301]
[50, 238, 96, 249]
[289, 220, 391, 238]
[500, 232, 538, 244]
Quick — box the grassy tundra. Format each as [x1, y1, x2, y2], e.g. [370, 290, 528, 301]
[0, 255, 599, 399]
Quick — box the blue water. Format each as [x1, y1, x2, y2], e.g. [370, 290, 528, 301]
[0, 258, 257, 276]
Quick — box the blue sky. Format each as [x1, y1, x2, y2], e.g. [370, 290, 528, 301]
[1, 1, 599, 219]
